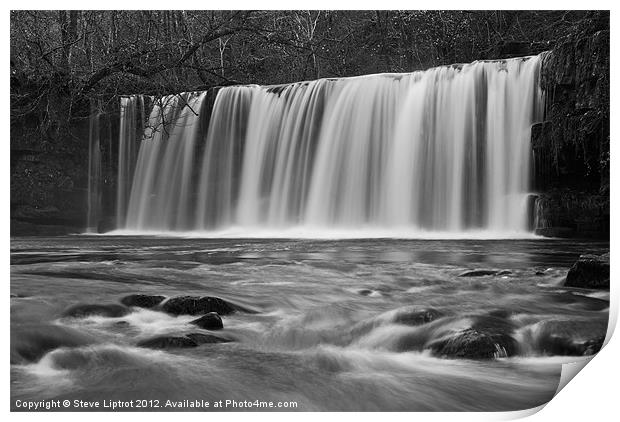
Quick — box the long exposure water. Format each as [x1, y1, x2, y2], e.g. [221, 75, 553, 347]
[11, 236, 609, 411]
[118, 56, 543, 233]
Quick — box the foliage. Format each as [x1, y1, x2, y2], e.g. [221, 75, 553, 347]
[10, 10, 599, 131]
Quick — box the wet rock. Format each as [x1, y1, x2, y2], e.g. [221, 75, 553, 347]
[393, 308, 444, 326]
[458, 269, 498, 277]
[11, 324, 95, 363]
[161, 296, 237, 316]
[137, 333, 231, 349]
[428, 316, 517, 359]
[137, 336, 199, 349]
[190, 312, 223, 330]
[186, 333, 231, 344]
[62, 303, 131, 318]
[564, 253, 610, 289]
[531, 320, 607, 356]
[121, 294, 166, 309]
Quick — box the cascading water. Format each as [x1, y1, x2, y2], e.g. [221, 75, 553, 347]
[86, 100, 102, 233]
[117, 55, 544, 237]
[116, 95, 146, 228]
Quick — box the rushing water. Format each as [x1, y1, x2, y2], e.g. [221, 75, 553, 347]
[117, 55, 543, 234]
[11, 237, 609, 411]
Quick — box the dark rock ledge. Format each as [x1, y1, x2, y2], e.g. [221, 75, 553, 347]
[564, 252, 609, 289]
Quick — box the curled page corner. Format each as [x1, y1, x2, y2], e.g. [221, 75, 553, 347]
[554, 356, 593, 396]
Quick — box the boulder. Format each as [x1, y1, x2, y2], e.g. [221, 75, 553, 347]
[62, 303, 131, 318]
[120, 294, 166, 309]
[137, 336, 198, 349]
[161, 296, 237, 315]
[393, 308, 444, 326]
[531, 319, 607, 356]
[190, 312, 224, 330]
[428, 316, 517, 359]
[11, 324, 95, 363]
[458, 269, 498, 277]
[137, 333, 231, 350]
[564, 253, 610, 289]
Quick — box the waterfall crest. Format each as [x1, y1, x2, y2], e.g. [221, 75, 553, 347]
[118, 56, 544, 237]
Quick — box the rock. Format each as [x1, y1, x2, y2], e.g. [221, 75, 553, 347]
[11, 324, 95, 364]
[497, 270, 512, 276]
[428, 316, 517, 359]
[161, 296, 237, 316]
[62, 303, 131, 318]
[531, 319, 607, 356]
[393, 308, 444, 326]
[458, 269, 498, 277]
[186, 333, 231, 344]
[564, 253, 610, 289]
[137, 333, 231, 349]
[190, 312, 223, 330]
[536, 334, 604, 356]
[120, 294, 166, 309]
[137, 336, 198, 349]
[358, 289, 373, 296]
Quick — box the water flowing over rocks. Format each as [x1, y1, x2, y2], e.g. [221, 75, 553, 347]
[11, 324, 96, 364]
[392, 308, 445, 326]
[428, 316, 518, 359]
[523, 319, 606, 356]
[62, 303, 131, 318]
[564, 252, 610, 289]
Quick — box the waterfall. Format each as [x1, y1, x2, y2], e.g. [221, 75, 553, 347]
[116, 95, 145, 227]
[117, 55, 544, 236]
[86, 100, 101, 233]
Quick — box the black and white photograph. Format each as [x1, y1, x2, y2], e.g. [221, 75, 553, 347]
[9, 7, 612, 414]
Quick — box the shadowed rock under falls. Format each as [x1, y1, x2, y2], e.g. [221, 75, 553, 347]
[119, 56, 544, 233]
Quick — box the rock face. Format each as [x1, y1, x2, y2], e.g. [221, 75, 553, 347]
[162, 296, 237, 316]
[190, 313, 224, 330]
[62, 303, 131, 318]
[120, 294, 166, 309]
[564, 253, 610, 289]
[532, 13, 609, 239]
